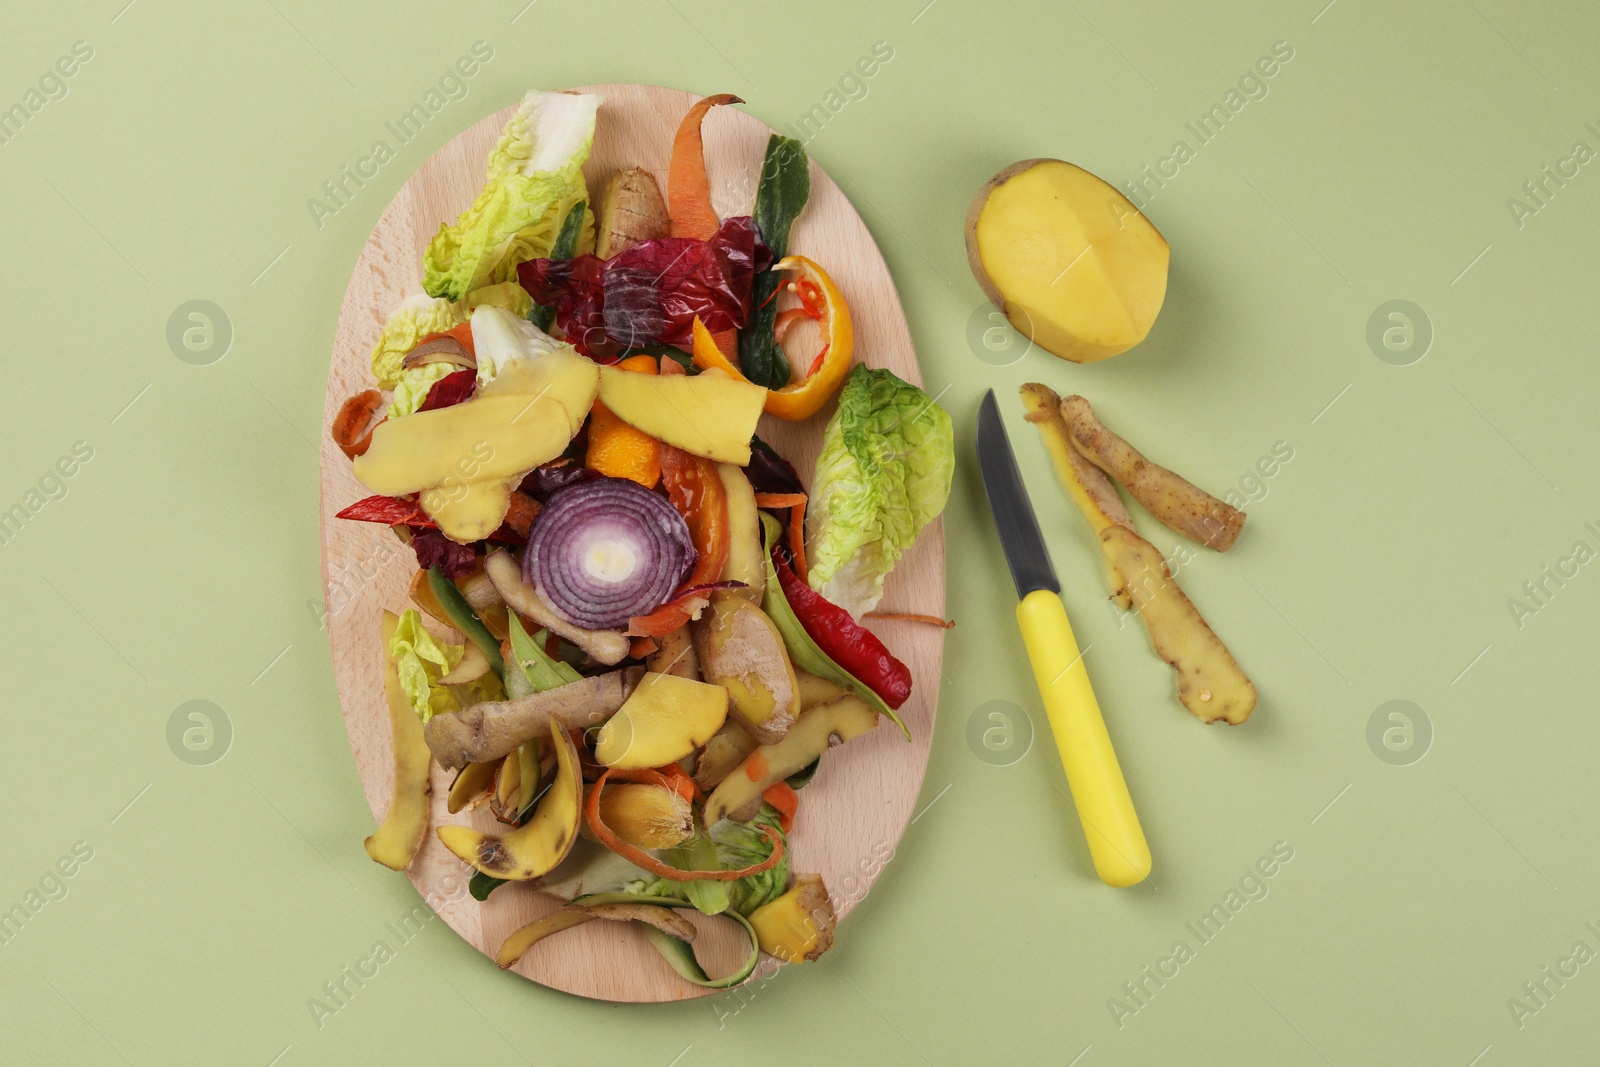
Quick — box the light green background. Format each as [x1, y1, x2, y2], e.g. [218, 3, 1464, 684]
[4, 0, 1597, 1063]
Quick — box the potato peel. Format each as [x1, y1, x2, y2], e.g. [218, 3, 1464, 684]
[1059, 394, 1245, 552]
[1019, 382, 1133, 605]
[1100, 524, 1255, 724]
[1020, 383, 1255, 724]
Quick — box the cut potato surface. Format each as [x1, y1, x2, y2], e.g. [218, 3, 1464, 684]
[966, 159, 1169, 363]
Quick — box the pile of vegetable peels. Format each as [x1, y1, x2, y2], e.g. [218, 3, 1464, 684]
[334, 90, 954, 984]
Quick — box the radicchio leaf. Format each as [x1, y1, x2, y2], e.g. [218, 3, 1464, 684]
[519, 216, 771, 359]
[410, 527, 476, 579]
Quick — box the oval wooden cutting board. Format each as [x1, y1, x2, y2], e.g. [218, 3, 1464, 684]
[318, 83, 944, 1002]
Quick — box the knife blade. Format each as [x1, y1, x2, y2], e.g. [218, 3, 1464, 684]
[976, 389, 1151, 887]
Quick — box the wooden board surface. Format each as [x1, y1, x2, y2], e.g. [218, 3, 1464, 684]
[318, 83, 944, 1002]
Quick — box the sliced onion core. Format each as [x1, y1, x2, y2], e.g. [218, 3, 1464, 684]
[582, 537, 641, 584]
[524, 478, 696, 630]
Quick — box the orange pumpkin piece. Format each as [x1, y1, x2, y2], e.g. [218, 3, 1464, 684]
[585, 355, 661, 487]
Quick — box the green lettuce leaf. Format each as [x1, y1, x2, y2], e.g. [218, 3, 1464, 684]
[386, 362, 456, 418]
[422, 90, 599, 301]
[469, 303, 573, 388]
[465, 281, 534, 319]
[712, 807, 790, 914]
[381, 283, 535, 416]
[530, 810, 788, 917]
[370, 292, 465, 389]
[807, 366, 954, 617]
[388, 608, 464, 722]
[622, 806, 789, 916]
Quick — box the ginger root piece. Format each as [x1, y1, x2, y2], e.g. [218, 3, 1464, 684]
[646, 624, 699, 679]
[1058, 394, 1245, 552]
[424, 668, 644, 769]
[595, 168, 670, 258]
[1100, 525, 1255, 724]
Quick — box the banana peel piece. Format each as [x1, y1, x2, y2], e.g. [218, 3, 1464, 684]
[437, 720, 582, 879]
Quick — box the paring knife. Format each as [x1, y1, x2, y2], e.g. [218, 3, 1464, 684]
[975, 389, 1151, 887]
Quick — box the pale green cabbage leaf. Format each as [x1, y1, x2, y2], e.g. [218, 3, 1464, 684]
[388, 608, 464, 722]
[807, 366, 954, 618]
[380, 283, 536, 417]
[370, 292, 465, 389]
[422, 90, 599, 301]
[386, 362, 457, 418]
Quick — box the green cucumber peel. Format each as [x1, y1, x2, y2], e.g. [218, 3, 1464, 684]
[569, 892, 760, 988]
[529, 198, 588, 332]
[426, 567, 505, 682]
[786, 756, 821, 790]
[739, 136, 810, 389]
[758, 514, 910, 739]
[506, 611, 581, 693]
[660, 831, 732, 916]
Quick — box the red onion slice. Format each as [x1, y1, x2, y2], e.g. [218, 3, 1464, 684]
[523, 478, 696, 630]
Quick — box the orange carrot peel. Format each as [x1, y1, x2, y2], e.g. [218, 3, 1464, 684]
[865, 612, 956, 629]
[332, 390, 384, 459]
[669, 93, 742, 359]
[585, 354, 662, 487]
[761, 782, 800, 832]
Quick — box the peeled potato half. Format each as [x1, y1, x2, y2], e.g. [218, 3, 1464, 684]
[965, 159, 1169, 363]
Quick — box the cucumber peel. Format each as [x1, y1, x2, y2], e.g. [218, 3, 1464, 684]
[529, 199, 588, 332]
[426, 567, 505, 682]
[570, 892, 760, 988]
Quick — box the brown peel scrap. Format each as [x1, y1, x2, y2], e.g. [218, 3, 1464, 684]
[1059, 394, 1246, 552]
[1019, 383, 1133, 606]
[1100, 524, 1255, 724]
[1019, 383, 1255, 725]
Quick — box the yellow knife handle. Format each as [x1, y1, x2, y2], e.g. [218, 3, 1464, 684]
[1016, 589, 1151, 887]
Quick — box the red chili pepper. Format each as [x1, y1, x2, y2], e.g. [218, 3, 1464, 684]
[791, 276, 826, 317]
[336, 495, 429, 526]
[772, 550, 912, 710]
